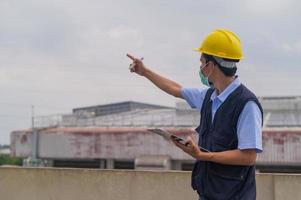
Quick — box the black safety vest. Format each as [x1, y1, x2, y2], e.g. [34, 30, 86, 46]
[192, 84, 263, 200]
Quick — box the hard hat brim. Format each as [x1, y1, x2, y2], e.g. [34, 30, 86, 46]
[193, 48, 201, 52]
[192, 48, 243, 59]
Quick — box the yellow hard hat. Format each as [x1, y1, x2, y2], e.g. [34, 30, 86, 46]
[194, 29, 243, 60]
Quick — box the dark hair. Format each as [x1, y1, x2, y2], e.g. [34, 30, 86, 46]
[203, 54, 239, 77]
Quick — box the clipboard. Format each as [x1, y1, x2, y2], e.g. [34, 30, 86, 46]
[147, 128, 185, 142]
[147, 128, 210, 152]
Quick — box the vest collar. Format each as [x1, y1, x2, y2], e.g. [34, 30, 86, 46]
[210, 76, 241, 103]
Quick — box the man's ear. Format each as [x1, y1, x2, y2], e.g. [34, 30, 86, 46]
[208, 61, 215, 68]
[209, 61, 217, 75]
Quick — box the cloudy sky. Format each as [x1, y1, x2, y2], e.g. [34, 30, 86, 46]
[0, 0, 300, 144]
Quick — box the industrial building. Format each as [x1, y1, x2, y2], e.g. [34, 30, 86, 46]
[10, 97, 301, 172]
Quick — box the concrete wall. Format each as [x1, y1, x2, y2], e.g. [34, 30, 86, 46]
[0, 167, 198, 200]
[1, 167, 301, 200]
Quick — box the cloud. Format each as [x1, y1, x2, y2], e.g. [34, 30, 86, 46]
[282, 40, 301, 55]
[242, 0, 295, 16]
[108, 26, 138, 39]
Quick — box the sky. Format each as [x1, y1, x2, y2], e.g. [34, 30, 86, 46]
[0, 0, 301, 144]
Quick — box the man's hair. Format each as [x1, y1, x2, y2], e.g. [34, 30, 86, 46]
[203, 54, 239, 77]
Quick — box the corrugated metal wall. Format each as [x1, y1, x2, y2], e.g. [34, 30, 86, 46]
[11, 128, 196, 161]
[10, 127, 301, 165]
[257, 129, 301, 164]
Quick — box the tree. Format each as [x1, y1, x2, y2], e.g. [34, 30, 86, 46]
[0, 155, 23, 166]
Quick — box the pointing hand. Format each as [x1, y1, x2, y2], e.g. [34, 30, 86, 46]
[126, 54, 147, 76]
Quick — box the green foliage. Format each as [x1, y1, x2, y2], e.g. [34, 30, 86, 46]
[0, 155, 23, 166]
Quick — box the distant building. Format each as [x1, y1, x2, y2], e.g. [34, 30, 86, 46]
[260, 96, 301, 127]
[73, 101, 172, 117]
[10, 98, 301, 172]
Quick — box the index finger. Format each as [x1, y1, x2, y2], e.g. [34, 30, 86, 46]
[126, 54, 136, 61]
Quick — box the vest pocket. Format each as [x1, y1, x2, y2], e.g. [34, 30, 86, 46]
[209, 134, 245, 180]
[211, 134, 236, 152]
[206, 163, 247, 200]
[209, 162, 246, 181]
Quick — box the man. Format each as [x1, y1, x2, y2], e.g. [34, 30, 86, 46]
[127, 29, 263, 200]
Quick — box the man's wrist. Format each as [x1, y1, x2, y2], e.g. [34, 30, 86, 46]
[143, 68, 151, 77]
[196, 151, 204, 160]
[197, 151, 214, 161]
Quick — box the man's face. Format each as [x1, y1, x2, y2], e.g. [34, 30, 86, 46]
[200, 55, 211, 76]
[200, 55, 207, 68]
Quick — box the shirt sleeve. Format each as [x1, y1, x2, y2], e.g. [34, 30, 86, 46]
[237, 101, 263, 153]
[180, 87, 208, 111]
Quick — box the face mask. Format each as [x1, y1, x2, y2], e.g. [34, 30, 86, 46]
[199, 70, 210, 87]
[199, 63, 214, 87]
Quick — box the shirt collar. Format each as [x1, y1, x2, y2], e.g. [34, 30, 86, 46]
[210, 77, 241, 103]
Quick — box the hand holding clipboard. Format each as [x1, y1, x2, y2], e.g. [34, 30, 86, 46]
[147, 128, 210, 152]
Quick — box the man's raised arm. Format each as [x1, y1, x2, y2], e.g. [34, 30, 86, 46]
[127, 54, 183, 98]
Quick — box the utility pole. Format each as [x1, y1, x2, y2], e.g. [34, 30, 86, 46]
[23, 105, 44, 167]
[31, 105, 38, 160]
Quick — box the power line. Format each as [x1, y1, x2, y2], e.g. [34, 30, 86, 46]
[0, 114, 29, 119]
[0, 64, 121, 73]
[0, 102, 72, 110]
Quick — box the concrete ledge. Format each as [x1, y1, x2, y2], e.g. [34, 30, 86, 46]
[1, 167, 301, 200]
[0, 167, 197, 200]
